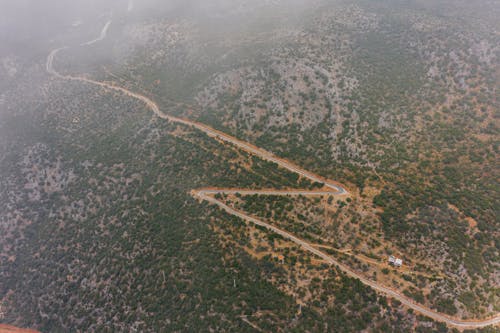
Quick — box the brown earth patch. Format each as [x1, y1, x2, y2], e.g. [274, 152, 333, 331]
[0, 325, 40, 333]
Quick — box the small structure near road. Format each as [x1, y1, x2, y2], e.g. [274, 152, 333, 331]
[388, 255, 403, 267]
[274, 254, 285, 264]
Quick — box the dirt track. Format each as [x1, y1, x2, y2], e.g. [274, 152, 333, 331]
[43, 20, 500, 330]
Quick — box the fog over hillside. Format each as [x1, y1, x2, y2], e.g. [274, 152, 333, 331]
[0, 0, 498, 332]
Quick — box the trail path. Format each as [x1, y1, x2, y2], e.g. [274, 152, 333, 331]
[44, 18, 500, 330]
[80, 20, 112, 46]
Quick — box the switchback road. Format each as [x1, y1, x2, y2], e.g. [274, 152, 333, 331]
[44, 19, 500, 330]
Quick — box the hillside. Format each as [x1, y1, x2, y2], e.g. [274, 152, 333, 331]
[0, 0, 498, 332]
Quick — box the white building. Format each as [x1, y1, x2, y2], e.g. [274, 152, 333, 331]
[388, 255, 403, 267]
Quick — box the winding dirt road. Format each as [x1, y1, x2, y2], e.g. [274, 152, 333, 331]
[80, 20, 112, 46]
[44, 20, 500, 330]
